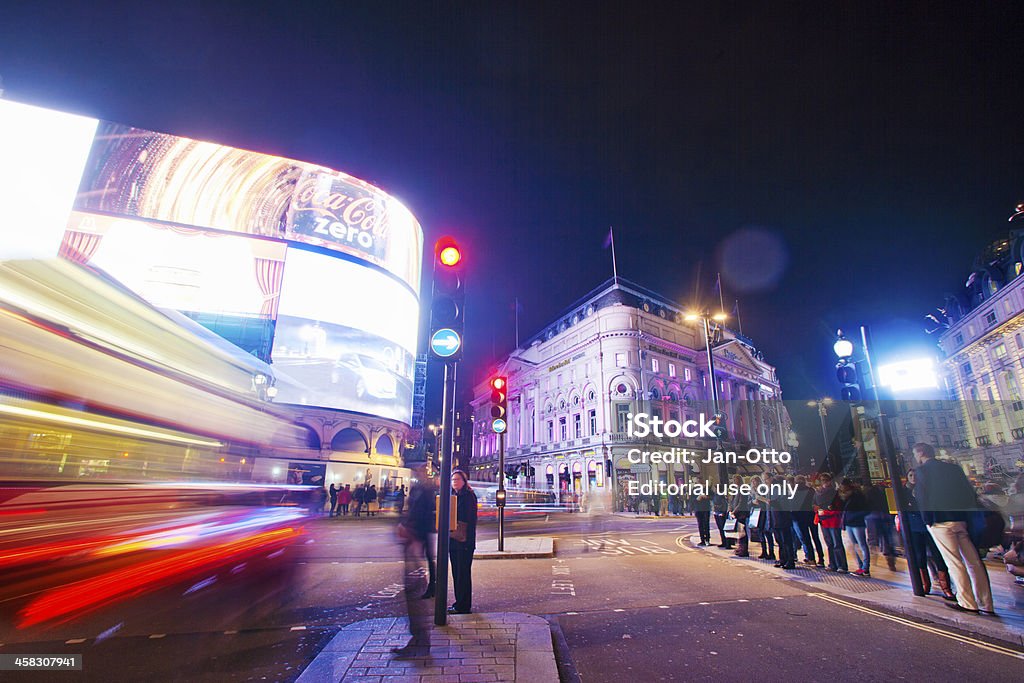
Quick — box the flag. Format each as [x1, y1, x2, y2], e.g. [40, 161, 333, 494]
[603, 227, 613, 249]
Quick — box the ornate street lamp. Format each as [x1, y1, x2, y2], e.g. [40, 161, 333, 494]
[685, 309, 729, 485]
[806, 398, 834, 472]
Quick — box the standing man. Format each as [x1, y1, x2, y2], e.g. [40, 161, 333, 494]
[693, 489, 712, 546]
[913, 442, 994, 615]
[448, 470, 478, 614]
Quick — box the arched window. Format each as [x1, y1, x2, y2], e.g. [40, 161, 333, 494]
[331, 428, 368, 453]
[374, 434, 394, 456]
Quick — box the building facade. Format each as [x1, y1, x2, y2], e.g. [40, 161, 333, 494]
[936, 228, 1024, 481]
[468, 278, 790, 508]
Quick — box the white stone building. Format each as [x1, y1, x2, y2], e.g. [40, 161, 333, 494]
[468, 278, 790, 507]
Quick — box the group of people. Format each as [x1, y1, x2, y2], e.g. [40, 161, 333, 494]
[326, 482, 400, 517]
[701, 442, 1005, 616]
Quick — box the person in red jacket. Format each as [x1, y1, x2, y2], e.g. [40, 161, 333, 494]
[338, 484, 352, 516]
[814, 473, 849, 573]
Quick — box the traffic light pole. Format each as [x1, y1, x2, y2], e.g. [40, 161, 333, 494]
[497, 431, 505, 552]
[434, 360, 457, 625]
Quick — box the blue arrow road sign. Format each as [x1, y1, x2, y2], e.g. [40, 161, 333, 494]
[492, 418, 507, 434]
[430, 328, 462, 358]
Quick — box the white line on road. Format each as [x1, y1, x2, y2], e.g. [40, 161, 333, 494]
[290, 626, 307, 631]
[148, 634, 166, 639]
[810, 593, 1024, 660]
[65, 639, 86, 644]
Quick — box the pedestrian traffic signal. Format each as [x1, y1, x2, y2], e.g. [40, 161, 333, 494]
[836, 360, 861, 401]
[429, 236, 465, 360]
[711, 412, 728, 441]
[490, 376, 508, 433]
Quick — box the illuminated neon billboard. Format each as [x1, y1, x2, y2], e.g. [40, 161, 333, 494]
[0, 99, 423, 425]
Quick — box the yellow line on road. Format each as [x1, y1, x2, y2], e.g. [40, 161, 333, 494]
[810, 593, 1024, 660]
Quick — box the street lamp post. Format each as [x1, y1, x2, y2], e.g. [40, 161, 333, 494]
[832, 327, 925, 597]
[806, 398, 834, 473]
[685, 309, 728, 486]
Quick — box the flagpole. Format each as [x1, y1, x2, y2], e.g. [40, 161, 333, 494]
[716, 273, 725, 314]
[610, 226, 618, 280]
[735, 299, 743, 336]
[515, 297, 520, 348]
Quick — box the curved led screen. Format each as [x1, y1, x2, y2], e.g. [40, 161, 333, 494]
[0, 98, 424, 425]
[271, 249, 418, 423]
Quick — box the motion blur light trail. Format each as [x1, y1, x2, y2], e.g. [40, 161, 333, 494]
[17, 525, 304, 628]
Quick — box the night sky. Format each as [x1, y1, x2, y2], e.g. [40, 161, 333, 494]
[2, 2, 1022, 439]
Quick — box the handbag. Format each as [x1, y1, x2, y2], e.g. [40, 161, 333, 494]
[748, 509, 762, 529]
[452, 521, 468, 543]
[723, 517, 738, 533]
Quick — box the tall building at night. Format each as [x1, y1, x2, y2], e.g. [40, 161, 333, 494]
[468, 277, 790, 506]
[936, 226, 1024, 480]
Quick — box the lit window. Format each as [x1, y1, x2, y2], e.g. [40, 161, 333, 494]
[669, 364, 676, 377]
[994, 343, 1007, 359]
[652, 358, 659, 373]
[684, 367, 691, 381]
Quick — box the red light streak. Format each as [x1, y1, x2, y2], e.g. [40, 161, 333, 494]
[18, 526, 304, 628]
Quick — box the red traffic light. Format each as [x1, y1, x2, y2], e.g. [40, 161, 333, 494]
[490, 377, 506, 391]
[436, 237, 462, 267]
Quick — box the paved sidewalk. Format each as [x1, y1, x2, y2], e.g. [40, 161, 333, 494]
[689, 533, 1024, 647]
[296, 613, 558, 683]
[475, 536, 554, 559]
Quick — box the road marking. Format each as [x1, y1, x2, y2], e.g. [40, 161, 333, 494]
[614, 609, 625, 612]
[224, 630, 238, 635]
[811, 593, 1024, 660]
[737, 599, 749, 603]
[674, 536, 695, 551]
[290, 626, 307, 631]
[772, 597, 785, 600]
[66, 639, 86, 644]
[148, 634, 166, 639]
[698, 602, 710, 606]
[658, 605, 670, 609]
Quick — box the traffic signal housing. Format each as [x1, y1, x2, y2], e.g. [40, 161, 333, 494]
[490, 376, 508, 433]
[429, 236, 465, 360]
[711, 411, 728, 441]
[836, 360, 861, 402]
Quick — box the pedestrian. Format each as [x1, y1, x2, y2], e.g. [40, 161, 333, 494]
[713, 490, 734, 549]
[768, 474, 796, 570]
[865, 482, 898, 571]
[392, 464, 434, 658]
[367, 484, 379, 516]
[793, 475, 824, 566]
[353, 484, 365, 517]
[730, 474, 750, 557]
[448, 469, 477, 614]
[749, 475, 775, 560]
[339, 484, 352, 516]
[906, 468, 954, 599]
[913, 442, 994, 615]
[814, 473, 848, 573]
[328, 483, 338, 517]
[693, 491, 712, 546]
[396, 485, 407, 515]
[839, 478, 871, 577]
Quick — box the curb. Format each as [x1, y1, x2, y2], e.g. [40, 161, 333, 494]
[687, 533, 1024, 648]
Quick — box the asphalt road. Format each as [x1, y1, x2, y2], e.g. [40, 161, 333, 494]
[1, 512, 1020, 681]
